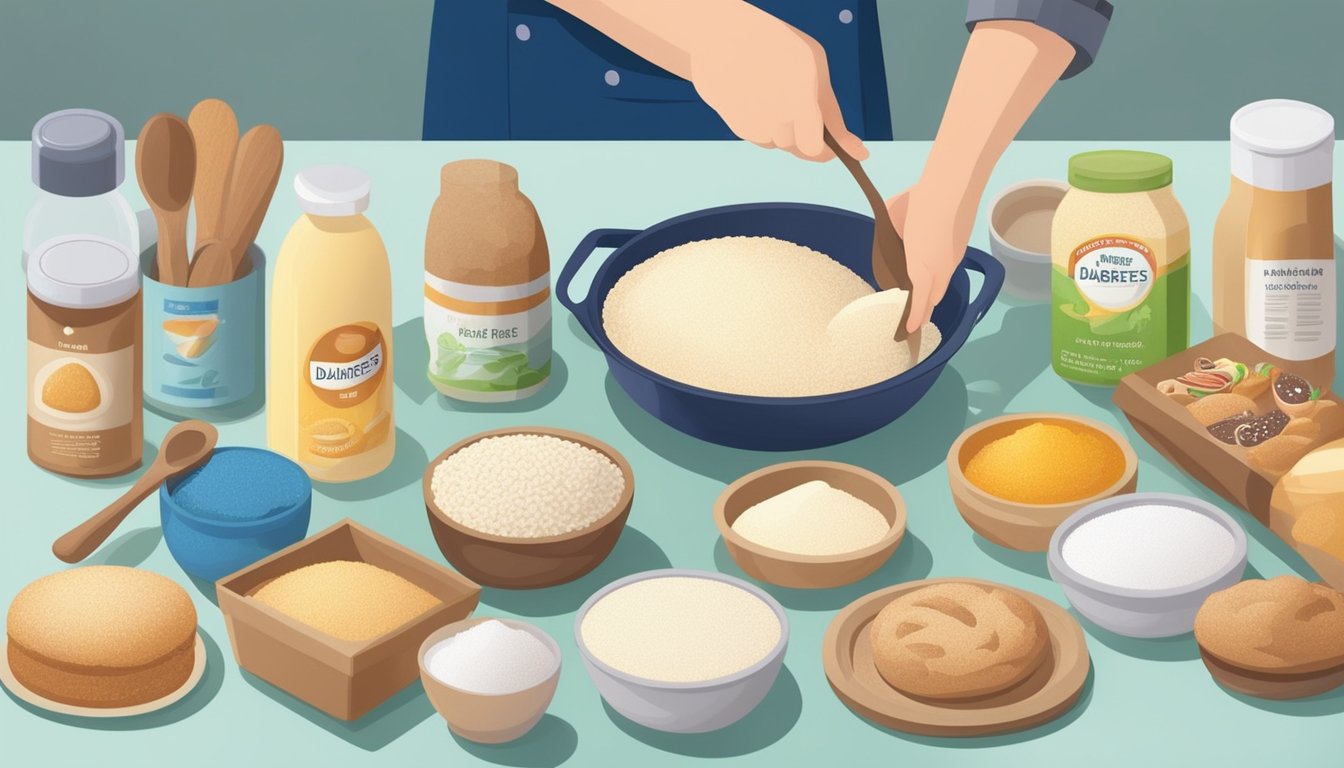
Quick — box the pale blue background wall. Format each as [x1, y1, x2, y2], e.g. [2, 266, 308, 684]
[1, 0, 1340, 140]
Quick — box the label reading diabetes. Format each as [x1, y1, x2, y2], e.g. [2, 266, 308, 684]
[301, 323, 391, 458]
[1245, 258, 1336, 362]
[1052, 235, 1189, 385]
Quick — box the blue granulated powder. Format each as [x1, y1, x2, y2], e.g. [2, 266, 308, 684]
[171, 448, 309, 521]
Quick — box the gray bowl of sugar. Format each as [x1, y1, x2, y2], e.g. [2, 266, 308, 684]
[1047, 492, 1248, 638]
[575, 569, 789, 733]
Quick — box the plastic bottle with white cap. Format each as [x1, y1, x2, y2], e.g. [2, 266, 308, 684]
[1213, 99, 1336, 391]
[268, 165, 395, 483]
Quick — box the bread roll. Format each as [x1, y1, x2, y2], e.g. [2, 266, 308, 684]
[869, 582, 1049, 701]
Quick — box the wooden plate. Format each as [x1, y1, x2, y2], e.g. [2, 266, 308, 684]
[823, 578, 1090, 737]
[0, 632, 206, 718]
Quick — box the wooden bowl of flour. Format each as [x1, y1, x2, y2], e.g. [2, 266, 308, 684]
[714, 461, 906, 589]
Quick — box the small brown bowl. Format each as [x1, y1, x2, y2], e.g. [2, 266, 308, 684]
[947, 413, 1138, 552]
[418, 617, 561, 743]
[424, 427, 634, 589]
[715, 461, 906, 589]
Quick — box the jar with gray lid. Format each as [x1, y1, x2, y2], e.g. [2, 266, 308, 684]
[26, 109, 143, 477]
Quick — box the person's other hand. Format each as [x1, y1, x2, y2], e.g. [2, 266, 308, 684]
[886, 184, 977, 333]
[688, 14, 866, 162]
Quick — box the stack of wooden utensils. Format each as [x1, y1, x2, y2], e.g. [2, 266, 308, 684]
[136, 99, 284, 287]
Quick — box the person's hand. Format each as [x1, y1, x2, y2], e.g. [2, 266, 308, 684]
[886, 183, 977, 333]
[687, 14, 866, 162]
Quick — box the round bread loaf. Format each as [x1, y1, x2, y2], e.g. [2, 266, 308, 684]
[6, 566, 197, 708]
[1195, 576, 1344, 675]
[869, 582, 1049, 700]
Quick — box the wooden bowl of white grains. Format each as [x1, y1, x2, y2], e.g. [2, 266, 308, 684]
[424, 427, 635, 588]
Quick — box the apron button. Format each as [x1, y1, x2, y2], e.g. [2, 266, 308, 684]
[515, 24, 531, 41]
[838, 9, 854, 24]
[604, 70, 621, 86]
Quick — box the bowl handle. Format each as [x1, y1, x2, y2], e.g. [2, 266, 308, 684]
[962, 248, 1006, 326]
[558, 228, 639, 338]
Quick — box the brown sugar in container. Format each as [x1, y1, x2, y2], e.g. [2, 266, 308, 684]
[424, 160, 551, 402]
[27, 237, 142, 476]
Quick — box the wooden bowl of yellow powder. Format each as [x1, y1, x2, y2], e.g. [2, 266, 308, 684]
[947, 413, 1138, 552]
[715, 461, 906, 589]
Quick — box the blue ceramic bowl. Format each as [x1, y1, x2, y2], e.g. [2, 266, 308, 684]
[160, 447, 312, 582]
[558, 203, 1004, 450]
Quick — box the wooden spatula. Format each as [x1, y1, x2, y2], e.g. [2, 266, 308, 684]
[188, 124, 283, 287]
[823, 129, 914, 340]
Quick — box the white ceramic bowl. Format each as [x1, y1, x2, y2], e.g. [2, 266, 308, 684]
[1047, 493, 1248, 638]
[574, 569, 788, 733]
[988, 179, 1068, 301]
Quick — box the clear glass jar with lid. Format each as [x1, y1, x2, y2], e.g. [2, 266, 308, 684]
[1051, 150, 1190, 386]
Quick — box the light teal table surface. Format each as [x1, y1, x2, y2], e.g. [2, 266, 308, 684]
[4, 140, 1343, 767]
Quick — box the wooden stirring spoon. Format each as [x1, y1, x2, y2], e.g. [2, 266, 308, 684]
[823, 129, 915, 340]
[52, 420, 218, 563]
[188, 124, 283, 287]
[188, 98, 239, 253]
[137, 114, 196, 286]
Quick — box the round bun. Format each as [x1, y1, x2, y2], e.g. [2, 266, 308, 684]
[869, 582, 1049, 701]
[1195, 575, 1344, 675]
[6, 566, 197, 707]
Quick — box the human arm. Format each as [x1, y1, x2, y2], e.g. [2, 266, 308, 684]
[545, 0, 867, 161]
[891, 1, 1113, 333]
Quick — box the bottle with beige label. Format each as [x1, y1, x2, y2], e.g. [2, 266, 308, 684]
[424, 159, 551, 402]
[1214, 100, 1335, 392]
[268, 166, 394, 482]
[26, 109, 142, 477]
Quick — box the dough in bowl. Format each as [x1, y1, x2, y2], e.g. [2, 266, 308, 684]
[602, 236, 941, 397]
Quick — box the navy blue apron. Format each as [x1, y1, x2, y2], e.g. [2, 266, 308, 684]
[424, 0, 891, 140]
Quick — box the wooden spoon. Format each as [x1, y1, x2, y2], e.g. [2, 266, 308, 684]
[136, 114, 196, 286]
[188, 124, 283, 287]
[823, 129, 914, 340]
[52, 420, 218, 563]
[187, 98, 238, 252]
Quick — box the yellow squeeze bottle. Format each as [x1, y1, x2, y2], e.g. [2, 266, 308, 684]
[268, 166, 394, 482]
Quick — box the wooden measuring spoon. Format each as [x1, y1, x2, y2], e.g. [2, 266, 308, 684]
[136, 114, 196, 286]
[188, 124, 283, 287]
[823, 129, 914, 340]
[188, 98, 238, 252]
[52, 420, 218, 563]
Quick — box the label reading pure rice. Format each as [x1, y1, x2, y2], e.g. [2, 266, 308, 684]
[424, 272, 552, 397]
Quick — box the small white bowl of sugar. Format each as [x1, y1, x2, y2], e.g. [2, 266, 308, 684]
[418, 617, 561, 743]
[1047, 493, 1248, 638]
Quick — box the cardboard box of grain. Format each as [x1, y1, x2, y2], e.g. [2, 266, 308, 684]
[216, 519, 481, 720]
[1114, 333, 1344, 589]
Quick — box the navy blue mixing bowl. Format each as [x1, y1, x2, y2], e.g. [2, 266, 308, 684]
[558, 203, 1003, 450]
[160, 447, 312, 582]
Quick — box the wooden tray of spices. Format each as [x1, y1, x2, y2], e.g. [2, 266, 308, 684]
[1113, 334, 1344, 590]
[1114, 334, 1343, 527]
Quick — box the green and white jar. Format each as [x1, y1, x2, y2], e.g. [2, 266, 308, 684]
[1051, 150, 1190, 386]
